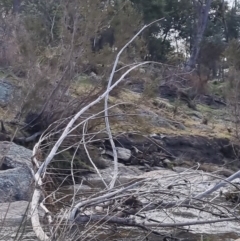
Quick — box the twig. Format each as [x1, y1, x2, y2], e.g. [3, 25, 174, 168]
[105, 18, 164, 189]
[82, 121, 108, 188]
[69, 179, 146, 222]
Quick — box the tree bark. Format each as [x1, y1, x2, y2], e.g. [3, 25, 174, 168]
[12, 0, 21, 14]
[185, 0, 213, 71]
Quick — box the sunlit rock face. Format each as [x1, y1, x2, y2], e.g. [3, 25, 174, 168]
[0, 142, 33, 203]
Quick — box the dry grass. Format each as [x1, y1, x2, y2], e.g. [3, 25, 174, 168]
[94, 87, 232, 139]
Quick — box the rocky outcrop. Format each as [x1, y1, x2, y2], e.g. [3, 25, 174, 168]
[0, 201, 32, 225]
[0, 142, 33, 203]
[97, 133, 240, 173]
[197, 94, 226, 108]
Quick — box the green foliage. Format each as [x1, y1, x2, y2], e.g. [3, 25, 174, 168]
[147, 37, 173, 61]
[22, 0, 62, 47]
[130, 0, 165, 24]
[129, 0, 240, 65]
[0, 0, 13, 14]
[130, 0, 170, 61]
[226, 6, 240, 40]
[224, 39, 240, 70]
[163, 0, 194, 41]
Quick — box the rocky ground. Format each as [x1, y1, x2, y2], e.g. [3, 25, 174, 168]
[0, 72, 240, 240]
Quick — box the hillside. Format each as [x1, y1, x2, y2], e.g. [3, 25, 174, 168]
[0, 0, 240, 240]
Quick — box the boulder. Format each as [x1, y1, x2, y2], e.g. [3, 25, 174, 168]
[0, 142, 33, 203]
[103, 147, 132, 161]
[125, 80, 144, 93]
[0, 200, 44, 241]
[0, 201, 31, 225]
[136, 108, 186, 130]
[136, 108, 174, 129]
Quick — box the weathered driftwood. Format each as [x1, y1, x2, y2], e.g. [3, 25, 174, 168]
[30, 19, 164, 241]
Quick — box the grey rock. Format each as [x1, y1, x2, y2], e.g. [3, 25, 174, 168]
[136, 109, 174, 129]
[139, 68, 146, 74]
[103, 147, 132, 161]
[86, 163, 144, 188]
[0, 200, 44, 241]
[125, 82, 144, 93]
[60, 184, 92, 195]
[0, 201, 30, 225]
[163, 159, 171, 164]
[191, 116, 201, 121]
[152, 98, 174, 110]
[186, 110, 203, 119]
[194, 124, 212, 131]
[172, 122, 186, 130]
[0, 142, 33, 203]
[137, 108, 186, 130]
[109, 109, 127, 122]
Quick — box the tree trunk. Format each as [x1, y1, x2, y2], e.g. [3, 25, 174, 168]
[185, 0, 212, 71]
[12, 0, 21, 14]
